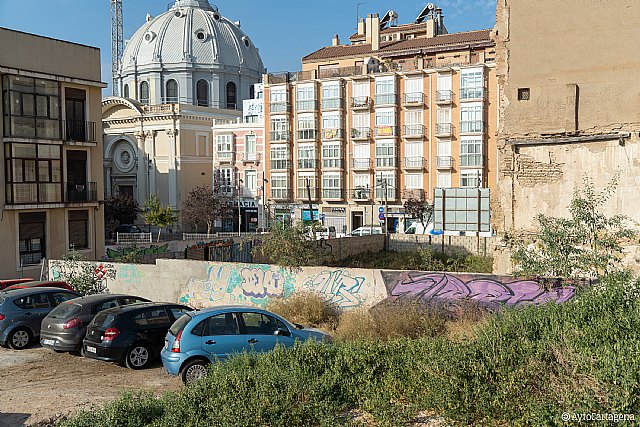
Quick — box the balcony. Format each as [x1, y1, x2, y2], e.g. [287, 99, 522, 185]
[243, 152, 261, 164]
[322, 158, 345, 169]
[351, 96, 373, 110]
[403, 92, 427, 106]
[351, 127, 372, 140]
[435, 90, 454, 104]
[351, 158, 373, 170]
[376, 157, 398, 168]
[270, 188, 291, 200]
[297, 188, 319, 200]
[298, 159, 320, 170]
[403, 157, 427, 170]
[460, 87, 485, 101]
[322, 189, 345, 200]
[318, 65, 363, 79]
[271, 159, 292, 170]
[297, 129, 318, 141]
[403, 124, 426, 138]
[403, 188, 426, 201]
[217, 151, 234, 163]
[66, 182, 98, 203]
[269, 102, 291, 114]
[351, 187, 371, 201]
[322, 128, 344, 140]
[375, 187, 397, 201]
[322, 98, 345, 110]
[435, 123, 454, 137]
[64, 120, 97, 143]
[270, 131, 291, 142]
[375, 93, 397, 106]
[436, 156, 454, 169]
[296, 100, 319, 112]
[375, 126, 398, 138]
[460, 120, 484, 134]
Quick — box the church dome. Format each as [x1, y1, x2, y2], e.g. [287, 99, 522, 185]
[118, 0, 265, 108]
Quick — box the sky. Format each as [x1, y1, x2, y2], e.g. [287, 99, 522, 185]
[0, 0, 496, 93]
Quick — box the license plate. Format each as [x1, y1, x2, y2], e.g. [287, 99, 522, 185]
[43, 339, 55, 346]
[86, 346, 97, 354]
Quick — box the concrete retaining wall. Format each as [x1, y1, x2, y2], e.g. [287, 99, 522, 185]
[389, 234, 496, 257]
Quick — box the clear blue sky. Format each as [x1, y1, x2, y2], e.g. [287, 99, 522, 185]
[0, 0, 496, 91]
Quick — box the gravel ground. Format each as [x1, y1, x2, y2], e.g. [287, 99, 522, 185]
[0, 345, 182, 427]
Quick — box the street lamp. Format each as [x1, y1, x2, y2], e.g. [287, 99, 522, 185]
[236, 175, 244, 236]
[260, 176, 269, 232]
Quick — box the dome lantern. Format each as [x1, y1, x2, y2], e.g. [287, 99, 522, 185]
[172, 0, 216, 11]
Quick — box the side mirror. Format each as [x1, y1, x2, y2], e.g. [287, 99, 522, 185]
[274, 329, 290, 337]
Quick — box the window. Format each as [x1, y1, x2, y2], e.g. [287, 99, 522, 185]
[297, 114, 317, 140]
[206, 313, 239, 335]
[375, 109, 395, 126]
[270, 87, 287, 103]
[196, 80, 209, 107]
[13, 293, 50, 310]
[460, 137, 483, 167]
[437, 172, 452, 188]
[460, 69, 484, 99]
[322, 142, 342, 168]
[19, 212, 46, 266]
[123, 84, 129, 98]
[166, 79, 178, 103]
[134, 308, 171, 326]
[461, 169, 483, 188]
[94, 299, 119, 313]
[376, 171, 396, 199]
[460, 104, 483, 133]
[322, 172, 343, 199]
[215, 168, 234, 194]
[244, 134, 257, 160]
[270, 146, 290, 170]
[240, 312, 278, 335]
[68, 210, 89, 250]
[2, 75, 60, 139]
[5, 143, 62, 204]
[518, 88, 530, 101]
[437, 107, 451, 125]
[169, 307, 190, 319]
[249, 85, 255, 100]
[375, 76, 395, 105]
[216, 134, 233, 160]
[196, 134, 209, 157]
[297, 144, 317, 169]
[50, 292, 77, 306]
[322, 111, 342, 139]
[404, 77, 423, 103]
[297, 173, 318, 199]
[352, 81, 371, 107]
[353, 173, 370, 189]
[404, 173, 423, 189]
[297, 84, 316, 111]
[437, 74, 452, 101]
[404, 110, 423, 136]
[270, 117, 290, 141]
[437, 139, 451, 156]
[375, 140, 396, 167]
[226, 82, 237, 109]
[270, 173, 289, 199]
[322, 81, 342, 109]
[245, 170, 257, 196]
[139, 81, 149, 104]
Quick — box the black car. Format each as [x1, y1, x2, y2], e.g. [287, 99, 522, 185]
[82, 302, 191, 369]
[40, 294, 151, 354]
[110, 224, 143, 239]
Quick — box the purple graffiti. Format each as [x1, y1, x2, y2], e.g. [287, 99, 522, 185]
[384, 272, 575, 309]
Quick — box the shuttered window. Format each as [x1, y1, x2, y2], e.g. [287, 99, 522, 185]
[68, 210, 89, 249]
[19, 212, 46, 266]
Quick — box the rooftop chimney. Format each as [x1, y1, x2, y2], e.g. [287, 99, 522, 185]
[426, 14, 436, 38]
[332, 34, 340, 46]
[365, 13, 381, 51]
[357, 18, 366, 36]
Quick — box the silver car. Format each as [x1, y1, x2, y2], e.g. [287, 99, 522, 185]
[0, 287, 81, 349]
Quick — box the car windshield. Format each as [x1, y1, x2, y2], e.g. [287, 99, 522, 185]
[92, 311, 118, 329]
[48, 303, 81, 319]
[169, 314, 192, 336]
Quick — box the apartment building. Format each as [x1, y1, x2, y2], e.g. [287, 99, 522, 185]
[0, 27, 106, 277]
[263, 5, 497, 234]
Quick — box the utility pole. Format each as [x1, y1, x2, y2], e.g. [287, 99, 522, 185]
[110, 0, 124, 96]
[306, 177, 316, 239]
[236, 172, 243, 236]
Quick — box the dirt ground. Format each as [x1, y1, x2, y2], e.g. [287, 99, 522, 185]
[0, 345, 182, 427]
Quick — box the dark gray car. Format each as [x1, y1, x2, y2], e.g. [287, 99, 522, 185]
[0, 287, 81, 349]
[40, 294, 150, 354]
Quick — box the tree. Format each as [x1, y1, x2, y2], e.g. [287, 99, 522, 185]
[508, 175, 636, 279]
[143, 195, 177, 242]
[182, 185, 231, 235]
[104, 193, 139, 225]
[254, 222, 329, 269]
[50, 249, 116, 295]
[404, 198, 433, 230]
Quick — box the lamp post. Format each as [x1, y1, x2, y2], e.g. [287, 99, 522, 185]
[236, 175, 243, 237]
[260, 175, 269, 232]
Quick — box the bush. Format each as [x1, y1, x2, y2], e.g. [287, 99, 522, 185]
[267, 292, 338, 330]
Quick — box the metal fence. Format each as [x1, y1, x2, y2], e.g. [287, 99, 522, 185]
[116, 233, 152, 244]
[208, 241, 254, 263]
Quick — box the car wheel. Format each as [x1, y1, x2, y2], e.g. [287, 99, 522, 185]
[8, 328, 31, 350]
[125, 343, 152, 370]
[181, 359, 210, 384]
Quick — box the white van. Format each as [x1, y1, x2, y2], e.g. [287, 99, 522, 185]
[351, 226, 384, 237]
[405, 222, 435, 235]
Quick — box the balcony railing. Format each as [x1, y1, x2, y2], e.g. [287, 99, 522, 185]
[298, 159, 320, 170]
[351, 127, 372, 140]
[460, 120, 484, 133]
[369, 62, 401, 74]
[403, 188, 426, 201]
[65, 182, 98, 203]
[322, 128, 344, 140]
[375, 126, 398, 137]
[296, 100, 319, 111]
[435, 123, 453, 136]
[375, 93, 396, 106]
[404, 157, 427, 170]
[322, 158, 345, 169]
[318, 66, 363, 79]
[297, 129, 318, 141]
[270, 131, 291, 142]
[266, 71, 315, 84]
[376, 187, 397, 200]
[322, 98, 345, 110]
[269, 102, 291, 114]
[436, 156, 454, 169]
[351, 187, 371, 200]
[460, 87, 485, 100]
[403, 92, 427, 105]
[403, 124, 425, 138]
[243, 153, 261, 163]
[297, 188, 319, 200]
[64, 120, 97, 143]
[351, 96, 373, 109]
[270, 188, 291, 200]
[351, 158, 372, 170]
[322, 189, 345, 200]
[271, 159, 292, 170]
[376, 157, 397, 168]
[436, 90, 454, 103]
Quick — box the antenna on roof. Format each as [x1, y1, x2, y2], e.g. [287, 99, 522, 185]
[380, 10, 398, 29]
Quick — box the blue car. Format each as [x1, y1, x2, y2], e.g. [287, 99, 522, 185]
[161, 305, 331, 383]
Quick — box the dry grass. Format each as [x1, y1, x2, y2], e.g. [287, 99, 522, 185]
[267, 292, 339, 331]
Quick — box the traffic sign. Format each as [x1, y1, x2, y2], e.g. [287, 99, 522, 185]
[320, 214, 326, 221]
[378, 213, 385, 221]
[378, 206, 385, 213]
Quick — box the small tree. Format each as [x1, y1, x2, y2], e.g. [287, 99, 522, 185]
[50, 249, 116, 295]
[182, 185, 231, 235]
[404, 198, 433, 230]
[143, 194, 177, 242]
[254, 222, 327, 269]
[508, 175, 636, 279]
[105, 193, 139, 225]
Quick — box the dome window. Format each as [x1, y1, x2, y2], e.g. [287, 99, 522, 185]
[242, 37, 250, 48]
[196, 80, 209, 107]
[140, 81, 150, 104]
[174, 10, 184, 18]
[195, 30, 207, 42]
[166, 79, 179, 103]
[213, 13, 221, 20]
[143, 31, 156, 43]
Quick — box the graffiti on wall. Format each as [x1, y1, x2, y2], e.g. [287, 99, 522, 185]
[117, 264, 143, 286]
[382, 271, 575, 308]
[302, 270, 366, 308]
[49, 261, 117, 293]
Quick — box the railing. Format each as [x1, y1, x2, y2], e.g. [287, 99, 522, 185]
[270, 188, 291, 200]
[142, 104, 174, 114]
[266, 71, 315, 84]
[403, 124, 425, 137]
[351, 96, 373, 109]
[460, 120, 484, 133]
[271, 159, 292, 170]
[375, 126, 398, 137]
[270, 131, 291, 142]
[269, 102, 291, 114]
[296, 100, 319, 111]
[243, 153, 260, 163]
[352, 158, 373, 169]
[297, 129, 318, 141]
[376, 157, 397, 168]
[436, 156, 454, 169]
[403, 157, 427, 170]
[403, 188, 426, 201]
[297, 188, 319, 200]
[64, 120, 96, 143]
[318, 66, 363, 79]
[436, 90, 454, 103]
[460, 155, 485, 168]
[460, 87, 485, 100]
[376, 187, 397, 200]
[375, 93, 396, 105]
[65, 182, 98, 203]
[322, 158, 345, 169]
[322, 98, 345, 110]
[436, 123, 453, 135]
[351, 127, 372, 139]
[403, 93, 427, 105]
[369, 62, 401, 74]
[116, 233, 152, 245]
[322, 189, 345, 200]
[298, 159, 320, 170]
[322, 128, 344, 140]
[351, 188, 371, 200]
[183, 233, 216, 241]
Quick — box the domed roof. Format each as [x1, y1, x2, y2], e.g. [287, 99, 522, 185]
[120, 0, 264, 76]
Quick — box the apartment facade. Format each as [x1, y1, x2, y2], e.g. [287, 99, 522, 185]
[0, 27, 106, 278]
[263, 9, 497, 234]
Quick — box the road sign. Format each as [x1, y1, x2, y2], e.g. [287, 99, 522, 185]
[320, 214, 325, 221]
[378, 206, 385, 213]
[378, 213, 385, 221]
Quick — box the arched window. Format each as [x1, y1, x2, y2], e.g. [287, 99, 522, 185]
[196, 80, 209, 107]
[140, 81, 149, 104]
[123, 84, 130, 98]
[166, 79, 178, 103]
[249, 84, 255, 100]
[226, 82, 237, 109]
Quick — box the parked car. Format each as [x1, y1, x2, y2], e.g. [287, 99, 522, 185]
[5, 280, 75, 292]
[112, 224, 143, 238]
[161, 306, 332, 383]
[40, 294, 151, 354]
[0, 288, 81, 349]
[351, 226, 384, 237]
[82, 302, 191, 369]
[405, 222, 435, 235]
[0, 278, 34, 290]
